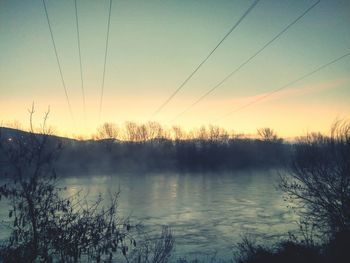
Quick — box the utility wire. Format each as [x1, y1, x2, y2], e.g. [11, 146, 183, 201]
[42, 0, 74, 120]
[171, 0, 321, 122]
[99, 0, 113, 122]
[75, 0, 86, 120]
[215, 51, 350, 122]
[151, 0, 261, 118]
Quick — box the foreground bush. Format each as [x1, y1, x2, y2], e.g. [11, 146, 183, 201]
[234, 232, 349, 263]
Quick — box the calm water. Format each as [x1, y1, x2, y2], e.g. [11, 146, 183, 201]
[0, 170, 297, 259]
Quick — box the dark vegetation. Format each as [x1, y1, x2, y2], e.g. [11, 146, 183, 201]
[1, 123, 289, 175]
[233, 233, 349, 263]
[59, 137, 287, 174]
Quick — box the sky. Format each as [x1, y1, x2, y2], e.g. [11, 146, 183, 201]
[0, 0, 349, 138]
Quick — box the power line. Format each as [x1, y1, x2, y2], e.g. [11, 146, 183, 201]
[98, 0, 113, 121]
[215, 51, 350, 122]
[171, 0, 321, 122]
[151, 0, 261, 118]
[75, 0, 86, 120]
[42, 0, 74, 120]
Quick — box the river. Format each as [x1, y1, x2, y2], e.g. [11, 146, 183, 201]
[0, 170, 297, 260]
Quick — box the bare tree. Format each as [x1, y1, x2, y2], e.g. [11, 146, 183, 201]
[171, 126, 185, 141]
[138, 124, 149, 142]
[96, 122, 119, 140]
[196, 126, 208, 141]
[208, 125, 229, 142]
[257, 127, 278, 141]
[280, 121, 350, 236]
[146, 122, 164, 141]
[124, 122, 139, 142]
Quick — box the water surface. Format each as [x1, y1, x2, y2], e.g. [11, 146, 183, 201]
[62, 170, 297, 258]
[0, 170, 297, 259]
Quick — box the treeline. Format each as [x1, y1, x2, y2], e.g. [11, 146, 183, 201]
[92, 121, 277, 142]
[0, 123, 290, 174]
[56, 123, 289, 174]
[58, 137, 289, 173]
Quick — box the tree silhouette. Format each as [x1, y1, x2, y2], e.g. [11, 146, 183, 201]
[257, 128, 278, 142]
[280, 121, 350, 236]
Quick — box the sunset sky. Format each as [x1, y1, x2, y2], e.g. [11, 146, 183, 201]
[1, 0, 349, 138]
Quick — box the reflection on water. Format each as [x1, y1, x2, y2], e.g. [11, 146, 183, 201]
[58, 170, 297, 258]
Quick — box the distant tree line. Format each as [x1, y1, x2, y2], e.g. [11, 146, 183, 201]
[52, 122, 289, 174]
[1, 121, 290, 174]
[92, 122, 281, 142]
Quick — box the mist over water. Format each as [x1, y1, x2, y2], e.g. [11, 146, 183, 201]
[54, 170, 297, 258]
